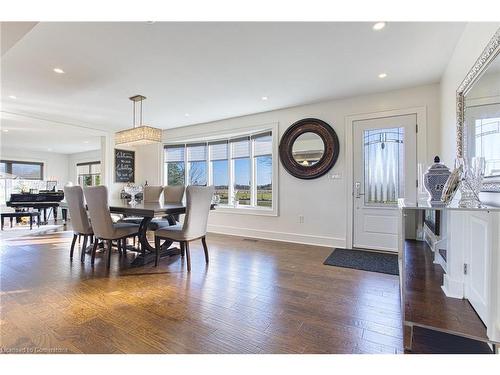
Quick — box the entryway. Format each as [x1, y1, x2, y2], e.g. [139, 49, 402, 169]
[352, 114, 417, 252]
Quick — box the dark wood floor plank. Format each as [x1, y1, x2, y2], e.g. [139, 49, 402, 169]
[1, 228, 408, 353]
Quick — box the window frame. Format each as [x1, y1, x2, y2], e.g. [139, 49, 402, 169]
[76, 161, 101, 187]
[1, 159, 44, 180]
[163, 123, 278, 216]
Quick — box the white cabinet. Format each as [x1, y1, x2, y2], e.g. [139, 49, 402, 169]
[464, 212, 492, 324]
[443, 210, 500, 342]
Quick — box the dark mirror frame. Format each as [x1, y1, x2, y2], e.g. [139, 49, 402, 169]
[279, 118, 340, 179]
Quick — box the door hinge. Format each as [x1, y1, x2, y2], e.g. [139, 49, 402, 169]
[416, 124, 418, 133]
[464, 263, 468, 275]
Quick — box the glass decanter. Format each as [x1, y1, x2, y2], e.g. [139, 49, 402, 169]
[458, 157, 485, 208]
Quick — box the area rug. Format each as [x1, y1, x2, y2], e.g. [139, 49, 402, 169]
[323, 248, 399, 275]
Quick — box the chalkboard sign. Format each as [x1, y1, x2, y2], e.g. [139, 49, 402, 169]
[115, 149, 135, 183]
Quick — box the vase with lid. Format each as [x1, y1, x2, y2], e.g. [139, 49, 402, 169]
[424, 156, 451, 204]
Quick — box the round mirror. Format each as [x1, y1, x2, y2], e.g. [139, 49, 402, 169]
[291, 132, 325, 167]
[279, 118, 340, 180]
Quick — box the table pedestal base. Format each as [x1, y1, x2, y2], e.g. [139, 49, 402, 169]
[130, 246, 181, 267]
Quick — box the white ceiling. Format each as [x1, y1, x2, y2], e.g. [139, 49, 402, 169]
[0, 113, 102, 154]
[1, 22, 466, 152]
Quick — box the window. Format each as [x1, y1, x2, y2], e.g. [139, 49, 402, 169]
[165, 145, 185, 186]
[210, 141, 229, 204]
[1, 160, 43, 180]
[253, 132, 273, 207]
[164, 129, 275, 212]
[0, 160, 44, 205]
[363, 128, 404, 205]
[231, 137, 251, 206]
[475, 117, 500, 177]
[77, 161, 101, 187]
[187, 143, 207, 186]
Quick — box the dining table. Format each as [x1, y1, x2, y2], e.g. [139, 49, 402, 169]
[108, 199, 215, 267]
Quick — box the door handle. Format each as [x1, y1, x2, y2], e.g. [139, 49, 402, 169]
[355, 182, 365, 198]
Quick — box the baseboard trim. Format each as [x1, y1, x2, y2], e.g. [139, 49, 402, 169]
[207, 224, 346, 248]
[442, 274, 464, 299]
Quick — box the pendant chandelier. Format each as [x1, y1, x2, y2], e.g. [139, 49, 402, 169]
[115, 95, 162, 146]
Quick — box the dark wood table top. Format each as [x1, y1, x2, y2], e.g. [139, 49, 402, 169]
[108, 199, 186, 218]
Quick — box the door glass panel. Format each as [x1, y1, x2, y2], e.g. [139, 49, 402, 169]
[363, 127, 404, 205]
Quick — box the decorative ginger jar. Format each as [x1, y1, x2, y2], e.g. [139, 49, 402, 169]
[424, 156, 451, 204]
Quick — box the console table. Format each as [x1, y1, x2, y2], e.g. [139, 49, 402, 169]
[398, 199, 500, 353]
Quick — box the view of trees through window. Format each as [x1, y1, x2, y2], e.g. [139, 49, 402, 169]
[77, 162, 101, 187]
[164, 131, 273, 209]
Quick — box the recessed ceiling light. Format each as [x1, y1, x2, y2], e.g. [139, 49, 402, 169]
[3, 129, 9, 133]
[47, 148, 53, 151]
[261, 96, 268, 101]
[83, 141, 89, 144]
[8, 95, 17, 99]
[184, 113, 190, 117]
[53, 68, 65, 74]
[378, 73, 387, 79]
[373, 22, 386, 31]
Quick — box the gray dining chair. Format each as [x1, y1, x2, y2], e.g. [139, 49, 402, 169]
[83, 185, 140, 268]
[164, 185, 185, 204]
[154, 185, 214, 271]
[63, 185, 94, 262]
[148, 185, 185, 230]
[121, 185, 163, 225]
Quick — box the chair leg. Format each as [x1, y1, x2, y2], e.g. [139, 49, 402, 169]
[122, 239, 127, 256]
[81, 235, 88, 261]
[185, 241, 191, 272]
[180, 241, 185, 257]
[107, 240, 112, 268]
[70, 234, 77, 259]
[201, 236, 209, 264]
[154, 236, 160, 266]
[117, 239, 122, 256]
[91, 240, 98, 266]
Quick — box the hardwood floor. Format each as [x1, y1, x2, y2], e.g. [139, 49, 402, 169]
[0, 227, 406, 353]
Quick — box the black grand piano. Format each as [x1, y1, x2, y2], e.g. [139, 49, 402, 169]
[6, 190, 65, 224]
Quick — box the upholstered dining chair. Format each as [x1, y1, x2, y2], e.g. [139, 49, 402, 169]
[63, 185, 94, 262]
[83, 186, 140, 268]
[154, 185, 214, 271]
[148, 185, 186, 230]
[164, 185, 185, 204]
[121, 185, 163, 225]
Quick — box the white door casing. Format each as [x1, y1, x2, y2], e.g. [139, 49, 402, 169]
[352, 114, 417, 252]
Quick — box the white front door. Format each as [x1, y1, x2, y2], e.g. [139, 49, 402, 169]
[353, 114, 417, 252]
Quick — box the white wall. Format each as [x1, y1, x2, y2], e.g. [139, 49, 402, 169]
[151, 83, 440, 247]
[67, 149, 101, 185]
[440, 23, 500, 207]
[0, 146, 69, 189]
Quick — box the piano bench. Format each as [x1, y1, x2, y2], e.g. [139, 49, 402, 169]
[1, 211, 41, 231]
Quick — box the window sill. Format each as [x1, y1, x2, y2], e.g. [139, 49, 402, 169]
[213, 205, 278, 217]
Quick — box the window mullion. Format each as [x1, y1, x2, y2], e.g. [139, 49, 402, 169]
[228, 142, 234, 206]
[184, 145, 189, 186]
[207, 143, 212, 186]
[250, 138, 257, 207]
